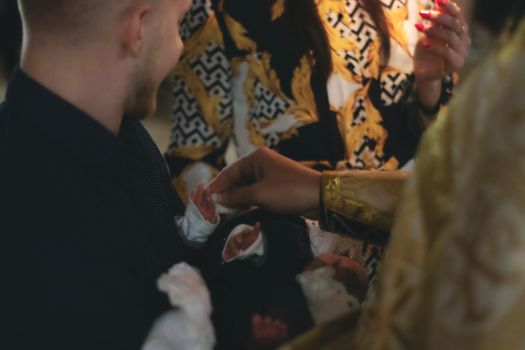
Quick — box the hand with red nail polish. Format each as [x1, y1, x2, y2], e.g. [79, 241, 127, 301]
[419, 10, 431, 20]
[413, 0, 470, 111]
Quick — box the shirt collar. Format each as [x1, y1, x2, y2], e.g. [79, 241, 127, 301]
[5, 67, 126, 168]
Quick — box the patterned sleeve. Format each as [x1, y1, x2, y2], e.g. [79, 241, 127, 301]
[319, 170, 408, 245]
[167, 0, 234, 202]
[401, 73, 455, 133]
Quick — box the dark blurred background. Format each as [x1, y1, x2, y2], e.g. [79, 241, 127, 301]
[0, 0, 22, 83]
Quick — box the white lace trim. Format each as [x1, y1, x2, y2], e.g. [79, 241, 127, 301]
[143, 263, 215, 350]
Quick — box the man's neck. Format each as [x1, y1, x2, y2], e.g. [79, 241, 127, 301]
[20, 44, 126, 135]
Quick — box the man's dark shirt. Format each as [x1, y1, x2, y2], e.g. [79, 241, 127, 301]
[0, 69, 185, 349]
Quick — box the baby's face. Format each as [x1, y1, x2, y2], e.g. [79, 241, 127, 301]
[305, 254, 368, 301]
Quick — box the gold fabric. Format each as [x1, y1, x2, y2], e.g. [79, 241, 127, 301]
[321, 170, 408, 233]
[286, 19, 525, 350]
[279, 311, 359, 350]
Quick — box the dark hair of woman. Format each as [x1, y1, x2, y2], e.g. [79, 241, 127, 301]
[286, 0, 391, 81]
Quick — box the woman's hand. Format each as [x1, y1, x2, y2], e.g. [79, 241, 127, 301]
[413, 0, 471, 109]
[208, 147, 322, 218]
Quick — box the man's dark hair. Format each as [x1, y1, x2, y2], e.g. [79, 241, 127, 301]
[17, 0, 110, 37]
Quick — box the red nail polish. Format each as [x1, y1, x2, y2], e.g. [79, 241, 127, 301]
[436, 0, 447, 6]
[420, 11, 431, 19]
[415, 23, 425, 31]
[423, 42, 431, 48]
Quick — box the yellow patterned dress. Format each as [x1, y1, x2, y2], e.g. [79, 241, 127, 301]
[167, 0, 452, 199]
[282, 18, 525, 350]
[168, 0, 454, 281]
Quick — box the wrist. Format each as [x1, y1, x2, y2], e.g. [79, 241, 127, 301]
[301, 169, 322, 219]
[414, 78, 442, 113]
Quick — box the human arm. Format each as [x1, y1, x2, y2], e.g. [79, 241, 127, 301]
[209, 148, 408, 243]
[413, 0, 470, 116]
[319, 170, 407, 244]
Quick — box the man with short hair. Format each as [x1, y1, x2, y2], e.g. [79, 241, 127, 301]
[0, 0, 191, 348]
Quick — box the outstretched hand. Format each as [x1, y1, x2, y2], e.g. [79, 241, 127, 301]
[208, 148, 322, 218]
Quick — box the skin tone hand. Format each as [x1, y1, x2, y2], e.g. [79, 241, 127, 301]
[209, 147, 322, 219]
[191, 184, 219, 224]
[251, 314, 289, 349]
[222, 222, 262, 261]
[305, 254, 369, 302]
[414, 0, 471, 111]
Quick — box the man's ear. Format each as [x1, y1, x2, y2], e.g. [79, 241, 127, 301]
[118, 3, 153, 57]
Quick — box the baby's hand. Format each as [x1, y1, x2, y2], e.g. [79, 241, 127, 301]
[251, 314, 289, 348]
[191, 185, 218, 224]
[222, 222, 261, 261]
